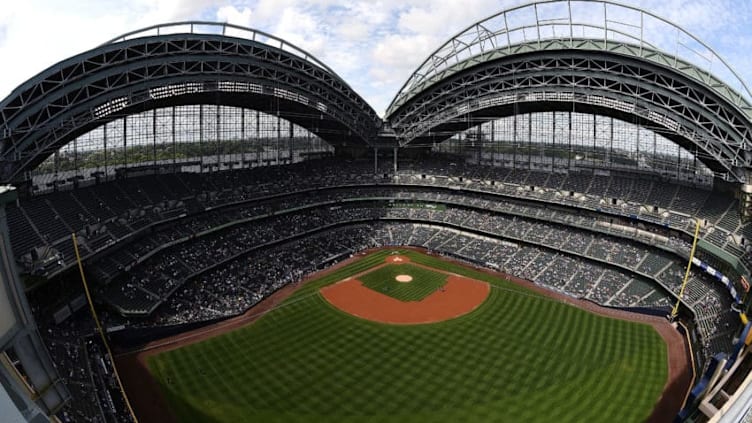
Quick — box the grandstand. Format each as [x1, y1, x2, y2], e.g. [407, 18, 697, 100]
[1, 1, 752, 421]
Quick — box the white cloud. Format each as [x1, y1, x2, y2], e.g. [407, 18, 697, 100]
[249, 0, 303, 25]
[335, 20, 370, 41]
[397, 0, 514, 36]
[133, 0, 223, 24]
[273, 7, 327, 57]
[216, 5, 253, 27]
[371, 33, 436, 79]
[0, 25, 7, 47]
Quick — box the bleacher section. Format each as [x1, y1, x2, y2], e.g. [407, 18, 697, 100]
[11, 159, 749, 278]
[64, 193, 732, 367]
[9, 158, 747, 398]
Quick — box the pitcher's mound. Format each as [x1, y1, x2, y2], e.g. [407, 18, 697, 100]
[395, 275, 413, 283]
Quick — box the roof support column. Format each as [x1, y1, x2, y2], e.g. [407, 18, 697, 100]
[276, 114, 281, 166]
[288, 121, 294, 164]
[568, 111, 572, 170]
[741, 172, 752, 224]
[123, 116, 127, 175]
[199, 104, 204, 173]
[393, 147, 398, 174]
[240, 108, 245, 169]
[103, 123, 107, 180]
[153, 109, 157, 172]
[172, 106, 177, 170]
[217, 106, 222, 170]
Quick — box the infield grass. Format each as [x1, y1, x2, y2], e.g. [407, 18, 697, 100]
[146, 249, 668, 423]
[358, 263, 447, 301]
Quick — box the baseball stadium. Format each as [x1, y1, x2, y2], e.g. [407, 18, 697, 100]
[0, 1, 752, 422]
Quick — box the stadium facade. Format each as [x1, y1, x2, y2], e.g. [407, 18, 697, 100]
[0, 1, 751, 421]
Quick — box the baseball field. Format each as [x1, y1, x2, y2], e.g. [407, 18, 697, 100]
[125, 248, 690, 422]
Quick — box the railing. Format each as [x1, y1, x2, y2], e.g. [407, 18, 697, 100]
[104, 21, 337, 78]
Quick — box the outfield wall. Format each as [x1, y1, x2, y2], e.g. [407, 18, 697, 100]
[109, 317, 227, 351]
[580, 299, 672, 318]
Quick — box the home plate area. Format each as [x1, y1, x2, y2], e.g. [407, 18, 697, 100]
[320, 255, 490, 324]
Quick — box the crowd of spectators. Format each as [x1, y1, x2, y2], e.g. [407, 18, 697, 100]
[86, 196, 734, 360]
[15, 156, 750, 423]
[7, 156, 750, 277]
[26, 278, 134, 423]
[25, 216, 735, 423]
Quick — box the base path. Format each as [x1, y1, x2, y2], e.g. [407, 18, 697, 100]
[321, 275, 490, 324]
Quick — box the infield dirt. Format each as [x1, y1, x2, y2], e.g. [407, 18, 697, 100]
[321, 273, 489, 324]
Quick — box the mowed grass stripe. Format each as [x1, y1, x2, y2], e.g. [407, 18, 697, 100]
[147, 249, 668, 423]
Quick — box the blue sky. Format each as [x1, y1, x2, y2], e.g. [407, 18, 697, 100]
[0, 0, 750, 116]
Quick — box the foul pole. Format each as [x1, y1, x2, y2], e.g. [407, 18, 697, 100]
[671, 220, 701, 319]
[72, 233, 140, 422]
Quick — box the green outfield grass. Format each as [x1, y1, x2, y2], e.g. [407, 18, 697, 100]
[146, 249, 668, 423]
[358, 263, 447, 301]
